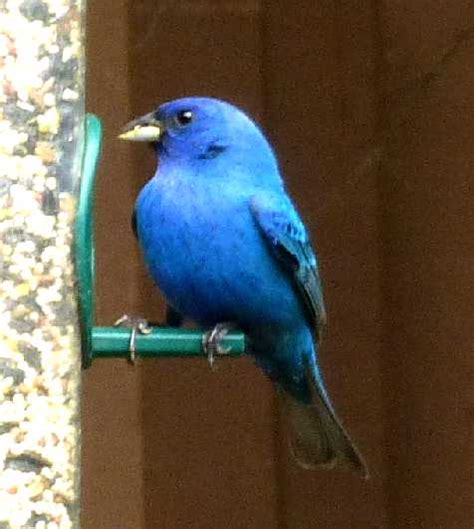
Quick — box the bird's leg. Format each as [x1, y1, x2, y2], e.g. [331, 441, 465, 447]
[114, 306, 183, 363]
[202, 322, 236, 370]
[114, 314, 153, 364]
[113, 305, 184, 363]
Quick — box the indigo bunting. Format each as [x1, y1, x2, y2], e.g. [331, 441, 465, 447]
[119, 97, 366, 474]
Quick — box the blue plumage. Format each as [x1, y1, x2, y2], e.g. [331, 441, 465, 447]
[121, 97, 366, 474]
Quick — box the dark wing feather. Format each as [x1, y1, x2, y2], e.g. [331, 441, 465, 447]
[251, 196, 367, 475]
[250, 195, 327, 341]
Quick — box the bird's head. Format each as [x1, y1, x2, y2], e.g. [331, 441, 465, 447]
[119, 97, 280, 177]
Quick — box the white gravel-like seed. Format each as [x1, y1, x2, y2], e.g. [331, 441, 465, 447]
[0, 2, 83, 528]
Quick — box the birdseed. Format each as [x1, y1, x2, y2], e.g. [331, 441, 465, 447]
[0, 1, 84, 528]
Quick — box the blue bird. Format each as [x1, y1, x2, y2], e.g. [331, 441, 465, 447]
[119, 97, 366, 474]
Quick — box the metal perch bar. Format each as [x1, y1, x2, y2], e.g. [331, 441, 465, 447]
[91, 327, 246, 359]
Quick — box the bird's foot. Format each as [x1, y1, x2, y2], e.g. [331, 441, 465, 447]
[202, 322, 236, 370]
[114, 314, 153, 364]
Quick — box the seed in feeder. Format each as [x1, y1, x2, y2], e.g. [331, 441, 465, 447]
[38, 56, 50, 74]
[12, 393, 25, 407]
[28, 476, 46, 500]
[19, 155, 48, 180]
[13, 282, 31, 299]
[35, 143, 56, 164]
[17, 132, 28, 144]
[33, 182, 46, 193]
[32, 260, 44, 273]
[45, 177, 57, 190]
[40, 467, 53, 481]
[0, 400, 24, 423]
[37, 108, 60, 134]
[50, 266, 62, 278]
[61, 88, 78, 102]
[42, 489, 53, 503]
[6, 337, 18, 353]
[26, 214, 56, 238]
[16, 100, 35, 112]
[47, 44, 59, 55]
[43, 92, 55, 107]
[8, 263, 20, 274]
[61, 47, 73, 63]
[12, 304, 28, 318]
[0, 128, 28, 154]
[17, 240, 35, 254]
[0, 376, 14, 394]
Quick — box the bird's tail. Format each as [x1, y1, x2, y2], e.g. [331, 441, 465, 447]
[281, 357, 367, 476]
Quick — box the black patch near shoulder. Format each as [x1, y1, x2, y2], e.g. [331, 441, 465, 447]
[198, 143, 228, 160]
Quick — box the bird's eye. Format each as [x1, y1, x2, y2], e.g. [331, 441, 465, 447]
[174, 110, 194, 127]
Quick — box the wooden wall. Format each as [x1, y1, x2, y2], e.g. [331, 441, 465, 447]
[84, 1, 474, 528]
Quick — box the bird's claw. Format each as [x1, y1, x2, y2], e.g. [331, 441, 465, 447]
[114, 314, 152, 364]
[202, 323, 234, 370]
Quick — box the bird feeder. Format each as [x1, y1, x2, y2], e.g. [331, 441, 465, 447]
[0, 2, 84, 527]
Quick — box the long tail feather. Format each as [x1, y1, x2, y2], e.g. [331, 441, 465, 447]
[281, 359, 368, 476]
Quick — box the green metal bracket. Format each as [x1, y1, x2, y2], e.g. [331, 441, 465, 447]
[75, 114, 246, 368]
[75, 114, 101, 368]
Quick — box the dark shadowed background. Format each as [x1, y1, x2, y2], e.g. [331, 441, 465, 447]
[82, 1, 474, 528]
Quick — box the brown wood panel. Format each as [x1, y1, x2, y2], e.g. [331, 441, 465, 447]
[377, 2, 474, 528]
[82, 2, 144, 529]
[82, 2, 474, 528]
[381, 1, 474, 96]
[261, 2, 388, 528]
[128, 2, 279, 529]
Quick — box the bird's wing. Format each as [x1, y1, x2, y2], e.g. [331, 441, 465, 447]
[250, 194, 327, 341]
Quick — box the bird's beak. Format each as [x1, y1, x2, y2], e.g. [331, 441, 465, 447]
[118, 111, 163, 142]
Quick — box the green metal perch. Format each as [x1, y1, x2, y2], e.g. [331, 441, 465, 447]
[92, 327, 245, 359]
[75, 114, 246, 367]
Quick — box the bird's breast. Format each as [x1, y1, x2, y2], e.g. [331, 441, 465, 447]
[136, 176, 302, 327]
